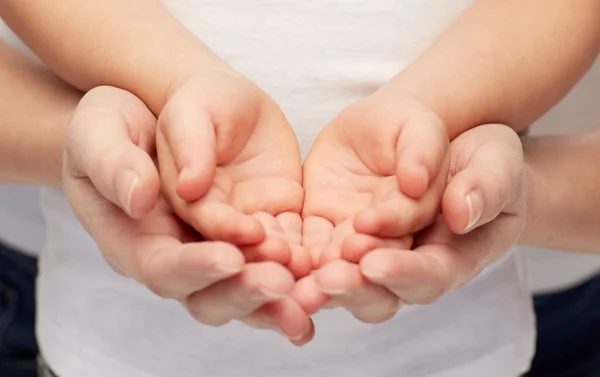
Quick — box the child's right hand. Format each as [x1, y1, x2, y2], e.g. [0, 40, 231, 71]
[156, 67, 311, 279]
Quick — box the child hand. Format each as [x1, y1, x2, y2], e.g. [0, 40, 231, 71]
[156, 67, 310, 279]
[297, 90, 450, 322]
[302, 90, 450, 269]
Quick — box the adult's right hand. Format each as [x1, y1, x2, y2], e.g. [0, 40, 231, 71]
[62, 86, 314, 345]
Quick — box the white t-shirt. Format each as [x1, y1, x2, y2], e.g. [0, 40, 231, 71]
[9, 1, 538, 376]
[523, 61, 600, 294]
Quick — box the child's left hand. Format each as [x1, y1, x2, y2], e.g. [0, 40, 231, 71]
[298, 89, 450, 322]
[296, 90, 526, 324]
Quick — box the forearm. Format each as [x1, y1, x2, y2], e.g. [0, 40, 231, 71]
[0, 0, 218, 114]
[519, 130, 600, 254]
[387, 0, 600, 139]
[0, 41, 80, 186]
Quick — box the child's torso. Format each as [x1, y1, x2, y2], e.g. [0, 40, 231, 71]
[164, 0, 472, 157]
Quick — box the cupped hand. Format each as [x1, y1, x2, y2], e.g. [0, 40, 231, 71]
[63, 86, 314, 345]
[156, 67, 310, 278]
[295, 124, 526, 324]
[294, 91, 449, 322]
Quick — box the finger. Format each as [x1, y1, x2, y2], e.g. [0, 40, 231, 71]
[63, 176, 246, 299]
[185, 262, 295, 326]
[443, 126, 524, 234]
[188, 200, 265, 245]
[241, 298, 315, 346]
[302, 216, 334, 269]
[396, 112, 449, 199]
[318, 219, 355, 266]
[64, 89, 160, 219]
[360, 213, 522, 304]
[341, 233, 413, 263]
[315, 260, 402, 323]
[157, 99, 217, 202]
[277, 212, 312, 278]
[290, 275, 330, 316]
[360, 247, 456, 305]
[276, 212, 303, 245]
[242, 236, 291, 265]
[135, 239, 246, 300]
[242, 212, 291, 265]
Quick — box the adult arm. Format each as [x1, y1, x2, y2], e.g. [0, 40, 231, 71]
[520, 129, 600, 254]
[0, 40, 79, 185]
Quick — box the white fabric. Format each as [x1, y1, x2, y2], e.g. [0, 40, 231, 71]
[0, 185, 45, 256]
[524, 61, 600, 294]
[13, 1, 535, 376]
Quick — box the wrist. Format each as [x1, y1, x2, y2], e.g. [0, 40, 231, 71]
[164, 58, 241, 106]
[381, 71, 466, 140]
[518, 158, 545, 246]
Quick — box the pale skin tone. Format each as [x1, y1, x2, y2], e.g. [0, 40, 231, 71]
[1, 0, 600, 339]
[521, 131, 600, 254]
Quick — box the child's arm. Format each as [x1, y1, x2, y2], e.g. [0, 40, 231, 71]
[387, 0, 600, 138]
[0, 0, 307, 250]
[0, 40, 80, 185]
[520, 130, 600, 254]
[0, 0, 218, 114]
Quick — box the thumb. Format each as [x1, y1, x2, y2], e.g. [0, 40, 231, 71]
[395, 111, 449, 199]
[157, 92, 217, 202]
[442, 125, 524, 235]
[64, 87, 160, 219]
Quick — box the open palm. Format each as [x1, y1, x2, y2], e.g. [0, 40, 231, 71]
[156, 70, 310, 278]
[292, 92, 450, 323]
[64, 86, 314, 345]
[302, 93, 450, 269]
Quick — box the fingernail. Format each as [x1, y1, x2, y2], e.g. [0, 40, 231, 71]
[465, 190, 483, 232]
[270, 326, 304, 344]
[212, 253, 244, 277]
[115, 169, 139, 216]
[361, 260, 388, 281]
[211, 264, 243, 278]
[251, 288, 287, 301]
[319, 287, 347, 295]
[288, 332, 306, 342]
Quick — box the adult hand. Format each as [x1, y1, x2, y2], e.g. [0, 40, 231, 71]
[63, 86, 314, 345]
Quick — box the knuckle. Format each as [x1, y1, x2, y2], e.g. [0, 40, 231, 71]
[143, 277, 170, 299]
[184, 295, 234, 327]
[139, 261, 172, 299]
[96, 145, 127, 176]
[187, 305, 231, 327]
